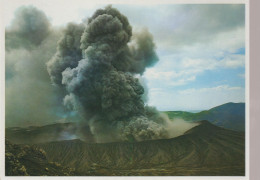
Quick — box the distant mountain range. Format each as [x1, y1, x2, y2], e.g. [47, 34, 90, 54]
[164, 102, 245, 131]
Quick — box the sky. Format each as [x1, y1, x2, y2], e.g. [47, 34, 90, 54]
[4, 1, 245, 112]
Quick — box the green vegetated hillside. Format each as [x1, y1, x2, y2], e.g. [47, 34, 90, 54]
[5, 139, 75, 176]
[164, 102, 245, 131]
[33, 121, 245, 176]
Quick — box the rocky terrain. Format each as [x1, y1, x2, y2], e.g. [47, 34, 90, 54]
[5, 139, 75, 176]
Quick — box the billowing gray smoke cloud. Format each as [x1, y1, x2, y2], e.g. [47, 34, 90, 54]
[47, 6, 173, 142]
[6, 6, 51, 50]
[47, 23, 85, 85]
[128, 28, 159, 74]
[5, 6, 77, 127]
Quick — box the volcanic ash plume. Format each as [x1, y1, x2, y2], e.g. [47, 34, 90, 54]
[47, 23, 85, 85]
[48, 6, 172, 142]
[5, 6, 66, 127]
[6, 6, 51, 50]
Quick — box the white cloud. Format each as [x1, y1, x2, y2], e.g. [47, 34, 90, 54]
[180, 54, 245, 70]
[145, 70, 179, 80]
[209, 28, 245, 54]
[144, 53, 245, 87]
[169, 76, 196, 87]
[179, 85, 242, 95]
[220, 54, 245, 68]
[145, 68, 197, 87]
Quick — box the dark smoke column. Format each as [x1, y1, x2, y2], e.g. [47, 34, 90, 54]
[48, 6, 169, 142]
